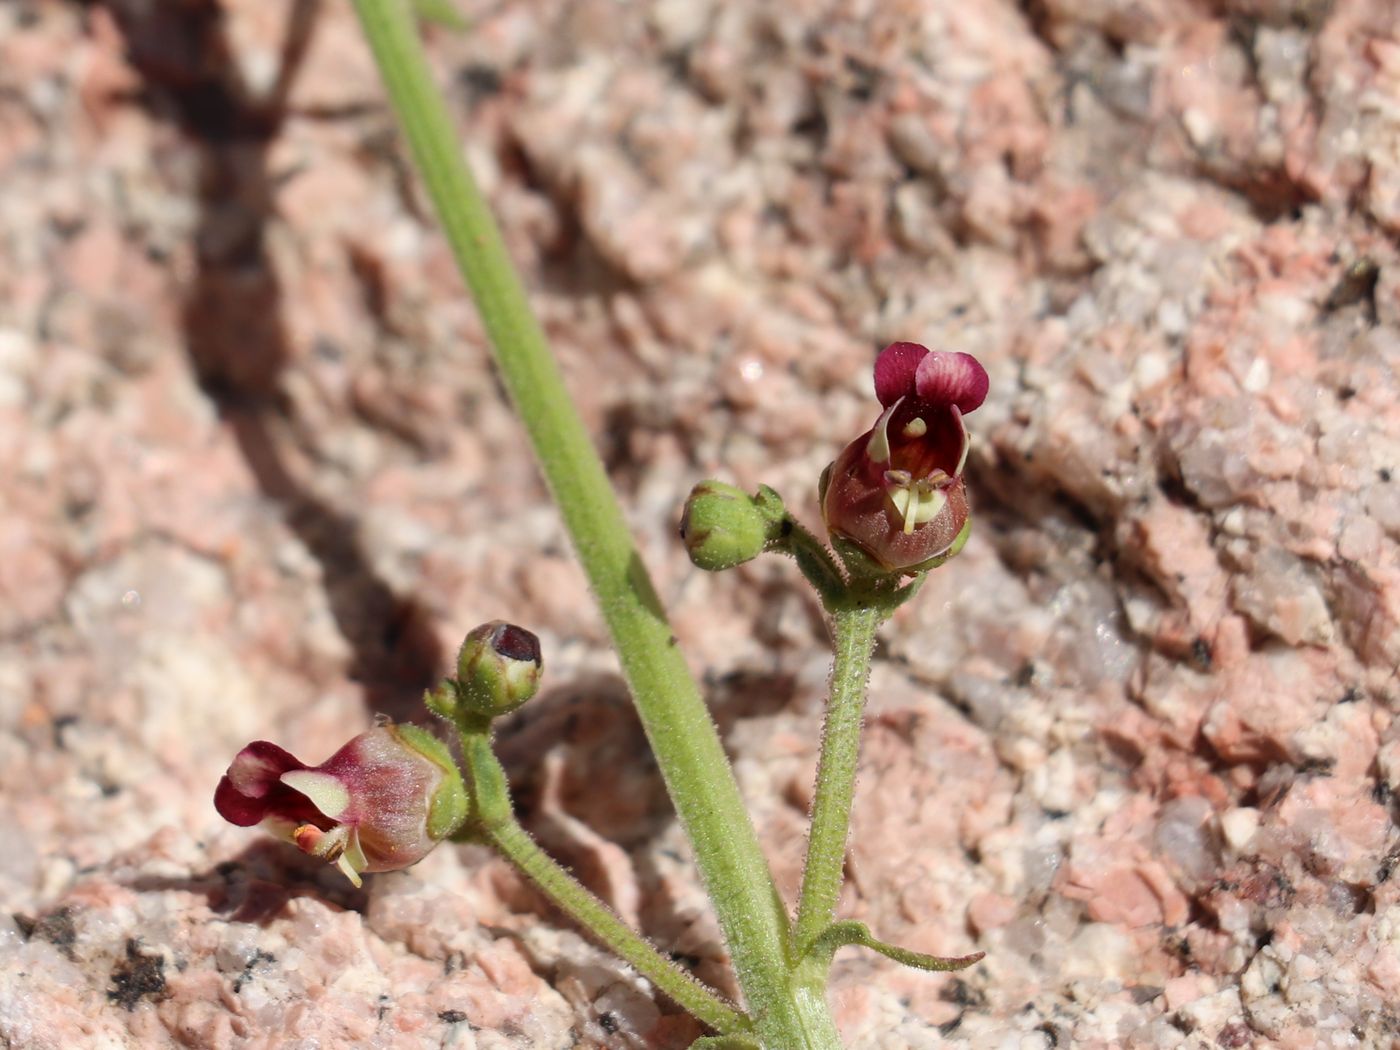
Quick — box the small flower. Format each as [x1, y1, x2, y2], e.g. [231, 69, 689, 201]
[820, 342, 988, 574]
[213, 724, 467, 887]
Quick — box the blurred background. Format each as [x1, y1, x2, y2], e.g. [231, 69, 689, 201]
[1, 0, 1398, 1046]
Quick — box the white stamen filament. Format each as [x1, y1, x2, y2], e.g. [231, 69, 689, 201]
[335, 829, 369, 887]
[889, 487, 912, 523]
[885, 479, 949, 534]
[294, 822, 348, 859]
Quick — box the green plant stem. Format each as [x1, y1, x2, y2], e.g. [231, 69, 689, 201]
[485, 818, 749, 1034]
[456, 730, 745, 1031]
[350, 3, 838, 1045]
[794, 605, 882, 953]
[774, 517, 848, 609]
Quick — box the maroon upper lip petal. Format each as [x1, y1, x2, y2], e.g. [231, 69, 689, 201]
[224, 740, 306, 797]
[214, 740, 325, 829]
[873, 341, 929, 407]
[913, 351, 989, 414]
[214, 774, 271, 826]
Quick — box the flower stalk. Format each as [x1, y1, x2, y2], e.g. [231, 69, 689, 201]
[484, 817, 751, 1033]
[452, 723, 750, 1035]
[794, 604, 882, 952]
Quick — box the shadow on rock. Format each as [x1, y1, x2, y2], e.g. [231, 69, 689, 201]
[124, 839, 369, 924]
[104, 0, 441, 722]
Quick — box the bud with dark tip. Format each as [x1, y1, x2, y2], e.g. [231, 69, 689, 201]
[453, 621, 543, 720]
[679, 481, 784, 571]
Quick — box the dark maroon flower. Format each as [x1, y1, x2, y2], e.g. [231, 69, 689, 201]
[820, 342, 988, 574]
[214, 724, 466, 886]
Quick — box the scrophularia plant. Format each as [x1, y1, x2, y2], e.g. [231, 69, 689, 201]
[214, 4, 987, 1047]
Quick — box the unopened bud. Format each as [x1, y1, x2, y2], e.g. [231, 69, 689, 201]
[454, 621, 543, 719]
[679, 481, 784, 571]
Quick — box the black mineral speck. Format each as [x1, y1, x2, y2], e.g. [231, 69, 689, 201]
[108, 939, 166, 1010]
[13, 907, 77, 960]
[232, 949, 274, 993]
[599, 1012, 619, 1033]
[439, 1010, 468, 1024]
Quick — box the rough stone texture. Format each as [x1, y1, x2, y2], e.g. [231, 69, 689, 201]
[2, 0, 1398, 1047]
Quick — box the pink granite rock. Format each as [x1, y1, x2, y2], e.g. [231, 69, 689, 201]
[2, 0, 1398, 1046]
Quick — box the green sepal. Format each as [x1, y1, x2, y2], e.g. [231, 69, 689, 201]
[689, 1038, 761, 1050]
[390, 723, 468, 840]
[828, 534, 891, 582]
[802, 920, 984, 973]
[752, 484, 787, 525]
[882, 572, 927, 614]
[424, 680, 458, 721]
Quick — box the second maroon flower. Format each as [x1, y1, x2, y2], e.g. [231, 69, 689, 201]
[820, 342, 988, 574]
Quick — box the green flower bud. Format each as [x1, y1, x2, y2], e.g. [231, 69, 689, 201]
[679, 481, 784, 571]
[454, 621, 543, 720]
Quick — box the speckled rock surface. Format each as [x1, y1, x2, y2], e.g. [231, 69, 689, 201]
[2, 0, 1398, 1047]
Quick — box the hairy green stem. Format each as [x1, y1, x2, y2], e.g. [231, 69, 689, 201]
[350, 3, 838, 1044]
[456, 730, 746, 1031]
[794, 606, 882, 952]
[775, 517, 848, 609]
[485, 819, 749, 1033]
